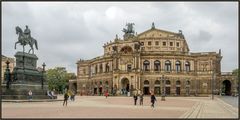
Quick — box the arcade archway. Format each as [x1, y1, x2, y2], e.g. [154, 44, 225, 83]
[143, 80, 150, 95]
[154, 80, 161, 95]
[222, 80, 231, 96]
[121, 78, 129, 95]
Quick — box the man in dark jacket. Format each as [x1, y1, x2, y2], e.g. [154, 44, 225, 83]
[133, 93, 138, 105]
[150, 93, 157, 108]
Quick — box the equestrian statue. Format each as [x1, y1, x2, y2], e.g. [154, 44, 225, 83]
[15, 25, 38, 54]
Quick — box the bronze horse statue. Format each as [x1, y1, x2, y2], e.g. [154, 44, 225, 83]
[15, 26, 38, 54]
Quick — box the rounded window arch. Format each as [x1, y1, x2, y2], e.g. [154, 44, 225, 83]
[176, 80, 181, 85]
[176, 60, 181, 72]
[154, 60, 161, 71]
[166, 80, 171, 85]
[155, 80, 160, 85]
[120, 46, 133, 54]
[143, 60, 150, 71]
[185, 61, 190, 72]
[165, 60, 171, 72]
[144, 80, 150, 85]
[186, 80, 190, 85]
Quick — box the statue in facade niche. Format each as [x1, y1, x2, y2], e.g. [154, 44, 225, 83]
[15, 25, 38, 54]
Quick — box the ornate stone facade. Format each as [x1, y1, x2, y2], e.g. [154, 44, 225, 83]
[76, 23, 237, 96]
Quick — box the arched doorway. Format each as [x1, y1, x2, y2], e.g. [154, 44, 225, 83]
[165, 80, 171, 95]
[222, 80, 231, 95]
[154, 80, 161, 95]
[185, 80, 190, 96]
[143, 80, 150, 95]
[121, 78, 129, 95]
[176, 80, 181, 95]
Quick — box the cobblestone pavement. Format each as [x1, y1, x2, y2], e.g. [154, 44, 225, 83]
[216, 95, 238, 108]
[2, 96, 239, 118]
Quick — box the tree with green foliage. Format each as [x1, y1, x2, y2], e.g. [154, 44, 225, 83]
[46, 67, 76, 94]
[232, 69, 239, 77]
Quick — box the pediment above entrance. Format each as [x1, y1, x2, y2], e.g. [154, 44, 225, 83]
[137, 28, 181, 39]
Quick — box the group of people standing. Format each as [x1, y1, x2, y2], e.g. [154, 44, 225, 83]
[133, 92, 157, 108]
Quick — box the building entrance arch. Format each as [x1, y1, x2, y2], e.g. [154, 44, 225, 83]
[176, 80, 181, 95]
[222, 80, 231, 96]
[121, 78, 129, 95]
[143, 80, 150, 95]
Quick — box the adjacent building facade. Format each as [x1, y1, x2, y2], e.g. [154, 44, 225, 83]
[75, 23, 238, 96]
[1, 55, 15, 84]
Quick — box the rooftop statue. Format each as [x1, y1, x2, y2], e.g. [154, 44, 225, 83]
[15, 25, 38, 54]
[122, 23, 135, 34]
[122, 23, 135, 40]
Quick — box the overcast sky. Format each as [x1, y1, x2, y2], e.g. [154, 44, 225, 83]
[2, 2, 238, 74]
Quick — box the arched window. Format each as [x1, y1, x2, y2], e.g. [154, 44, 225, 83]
[105, 63, 109, 72]
[154, 60, 161, 71]
[176, 80, 181, 85]
[99, 64, 103, 73]
[120, 46, 133, 54]
[155, 80, 160, 85]
[143, 60, 150, 71]
[165, 60, 171, 72]
[127, 64, 132, 72]
[176, 60, 181, 72]
[185, 61, 190, 72]
[144, 80, 150, 85]
[166, 80, 171, 85]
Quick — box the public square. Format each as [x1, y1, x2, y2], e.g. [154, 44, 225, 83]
[2, 95, 238, 118]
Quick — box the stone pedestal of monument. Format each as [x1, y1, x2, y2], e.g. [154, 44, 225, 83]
[2, 52, 49, 100]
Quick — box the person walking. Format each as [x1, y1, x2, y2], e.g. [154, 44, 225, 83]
[139, 93, 144, 106]
[104, 91, 109, 99]
[150, 93, 157, 108]
[63, 92, 69, 106]
[133, 93, 138, 105]
[28, 90, 33, 101]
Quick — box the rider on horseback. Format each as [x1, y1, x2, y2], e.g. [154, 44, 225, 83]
[15, 25, 38, 54]
[24, 25, 31, 41]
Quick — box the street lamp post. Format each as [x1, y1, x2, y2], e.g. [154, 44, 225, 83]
[42, 62, 46, 89]
[161, 75, 166, 101]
